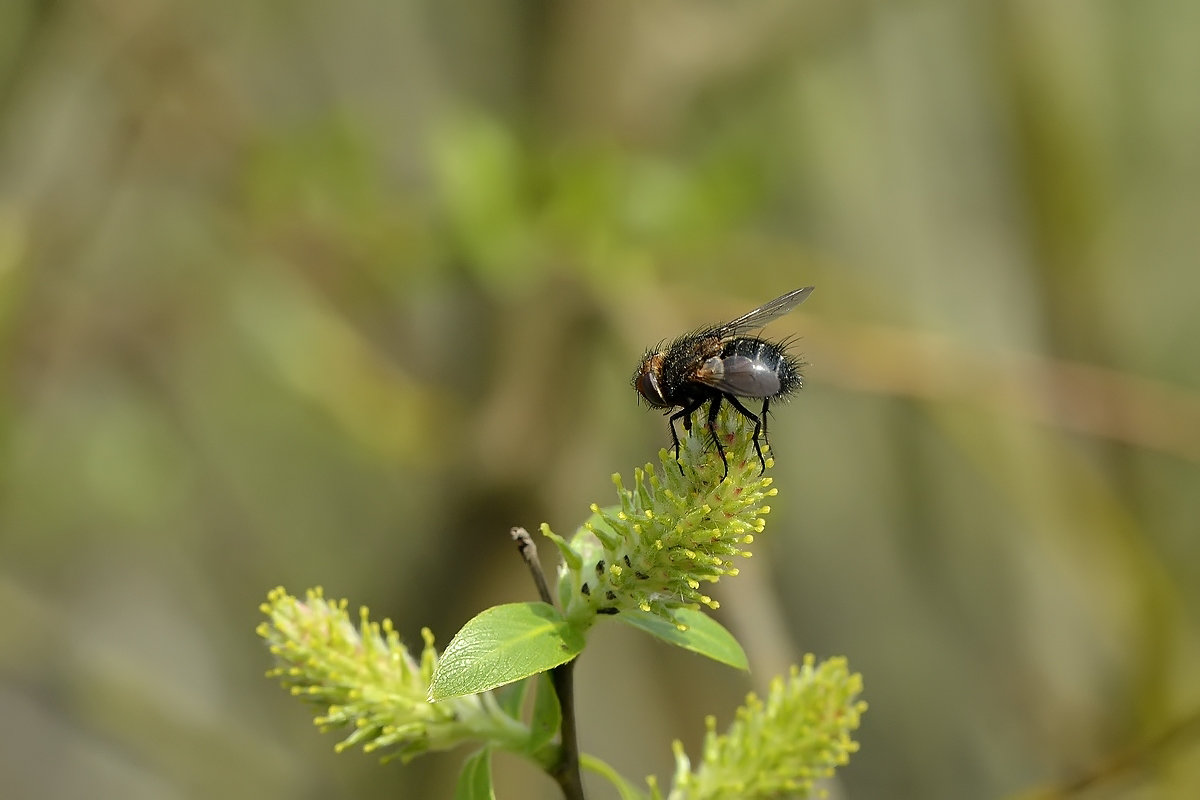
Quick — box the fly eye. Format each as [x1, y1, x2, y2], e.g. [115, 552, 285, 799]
[636, 370, 666, 407]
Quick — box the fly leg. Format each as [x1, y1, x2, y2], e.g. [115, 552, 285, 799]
[706, 394, 729, 481]
[760, 398, 771, 461]
[725, 395, 766, 474]
[667, 397, 707, 475]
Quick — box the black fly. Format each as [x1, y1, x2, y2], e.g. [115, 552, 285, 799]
[632, 287, 813, 480]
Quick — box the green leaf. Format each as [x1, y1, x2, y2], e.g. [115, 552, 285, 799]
[527, 672, 561, 754]
[615, 607, 748, 671]
[581, 753, 648, 800]
[430, 602, 585, 699]
[493, 677, 532, 721]
[454, 749, 495, 800]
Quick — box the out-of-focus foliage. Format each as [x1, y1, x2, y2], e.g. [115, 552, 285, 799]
[0, 1, 1197, 798]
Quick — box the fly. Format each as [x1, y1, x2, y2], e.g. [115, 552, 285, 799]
[632, 287, 813, 480]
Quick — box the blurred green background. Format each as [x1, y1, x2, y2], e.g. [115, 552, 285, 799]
[2, 1, 1198, 798]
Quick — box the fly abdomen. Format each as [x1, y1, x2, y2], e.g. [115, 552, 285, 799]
[716, 337, 802, 399]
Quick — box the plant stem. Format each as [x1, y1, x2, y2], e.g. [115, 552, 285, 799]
[511, 527, 586, 800]
[511, 526, 554, 608]
[550, 658, 585, 800]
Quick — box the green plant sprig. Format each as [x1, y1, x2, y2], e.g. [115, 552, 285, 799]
[257, 587, 542, 764]
[546, 406, 779, 628]
[656, 655, 867, 800]
[258, 403, 866, 799]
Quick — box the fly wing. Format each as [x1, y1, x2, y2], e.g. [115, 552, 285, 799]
[715, 286, 814, 337]
[694, 355, 783, 398]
